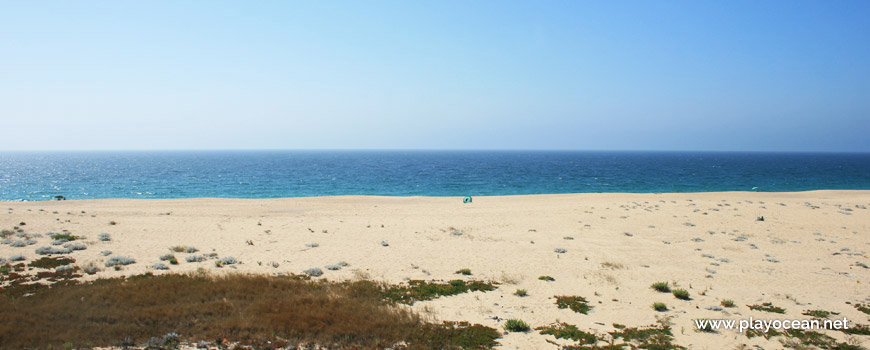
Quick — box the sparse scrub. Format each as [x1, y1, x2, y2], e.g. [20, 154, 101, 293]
[10, 240, 26, 248]
[538, 275, 555, 281]
[185, 246, 198, 253]
[653, 302, 668, 311]
[50, 234, 78, 241]
[35, 246, 72, 255]
[29, 257, 74, 269]
[9, 255, 25, 262]
[63, 243, 87, 251]
[152, 263, 169, 270]
[456, 268, 472, 275]
[536, 323, 597, 344]
[651, 281, 670, 292]
[160, 253, 175, 261]
[56, 265, 76, 273]
[104, 256, 135, 267]
[218, 257, 237, 265]
[514, 289, 528, 297]
[185, 255, 205, 263]
[324, 264, 341, 271]
[748, 302, 785, 314]
[555, 295, 593, 314]
[721, 299, 735, 308]
[672, 289, 690, 300]
[0, 272, 503, 349]
[382, 280, 498, 305]
[304, 267, 323, 277]
[97, 233, 111, 241]
[503, 319, 530, 332]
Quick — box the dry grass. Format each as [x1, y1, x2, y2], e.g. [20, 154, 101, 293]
[0, 272, 500, 349]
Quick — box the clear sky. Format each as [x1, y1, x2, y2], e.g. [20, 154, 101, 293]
[1, 1, 868, 152]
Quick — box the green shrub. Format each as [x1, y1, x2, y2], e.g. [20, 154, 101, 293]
[536, 323, 597, 344]
[455, 268, 472, 276]
[672, 289, 690, 300]
[555, 296, 592, 314]
[538, 275, 555, 281]
[721, 299, 735, 308]
[651, 281, 670, 293]
[514, 289, 528, 297]
[503, 319, 530, 332]
[652, 302, 668, 311]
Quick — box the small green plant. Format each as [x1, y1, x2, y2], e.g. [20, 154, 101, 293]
[801, 309, 838, 319]
[503, 319, 530, 332]
[167, 257, 178, 265]
[672, 289, 690, 300]
[536, 323, 597, 344]
[721, 299, 735, 308]
[652, 302, 668, 311]
[855, 303, 870, 315]
[455, 268, 472, 275]
[50, 234, 78, 241]
[555, 295, 592, 314]
[538, 275, 555, 281]
[748, 302, 785, 314]
[169, 246, 186, 253]
[514, 289, 528, 297]
[651, 281, 670, 292]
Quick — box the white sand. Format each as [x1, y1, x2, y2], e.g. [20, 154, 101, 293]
[2, 191, 870, 349]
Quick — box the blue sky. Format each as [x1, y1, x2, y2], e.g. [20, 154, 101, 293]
[1, 1, 868, 152]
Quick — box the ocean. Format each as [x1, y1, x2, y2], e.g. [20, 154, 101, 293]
[0, 151, 868, 201]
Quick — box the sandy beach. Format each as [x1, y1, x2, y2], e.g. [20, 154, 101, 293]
[2, 190, 870, 349]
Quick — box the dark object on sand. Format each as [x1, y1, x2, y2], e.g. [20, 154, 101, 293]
[54, 195, 65, 200]
[756, 216, 764, 221]
[463, 196, 472, 203]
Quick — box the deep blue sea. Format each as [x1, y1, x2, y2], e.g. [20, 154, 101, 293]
[0, 151, 868, 201]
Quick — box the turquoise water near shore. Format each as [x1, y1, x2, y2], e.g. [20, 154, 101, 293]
[0, 151, 868, 201]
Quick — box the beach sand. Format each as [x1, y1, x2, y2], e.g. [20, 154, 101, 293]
[2, 191, 870, 349]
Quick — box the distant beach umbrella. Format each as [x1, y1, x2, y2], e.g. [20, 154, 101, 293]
[463, 196, 472, 203]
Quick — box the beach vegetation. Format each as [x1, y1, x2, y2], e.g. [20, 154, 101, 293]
[303, 267, 323, 277]
[672, 289, 690, 300]
[514, 289, 528, 297]
[651, 281, 670, 293]
[802, 309, 839, 319]
[721, 299, 735, 308]
[185, 255, 205, 263]
[50, 233, 78, 241]
[854, 303, 870, 315]
[503, 319, 530, 332]
[29, 257, 74, 269]
[748, 302, 785, 314]
[536, 323, 597, 344]
[653, 302, 668, 311]
[104, 256, 135, 267]
[555, 295, 592, 314]
[455, 268, 472, 275]
[97, 233, 111, 241]
[538, 275, 555, 281]
[381, 279, 498, 305]
[0, 272, 502, 349]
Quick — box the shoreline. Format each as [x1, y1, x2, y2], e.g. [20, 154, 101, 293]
[5, 188, 870, 202]
[3, 190, 870, 349]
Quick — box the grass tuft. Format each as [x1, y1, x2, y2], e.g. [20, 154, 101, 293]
[651, 281, 670, 293]
[672, 289, 690, 300]
[503, 319, 530, 332]
[720, 299, 735, 308]
[652, 302, 668, 311]
[514, 289, 528, 297]
[455, 268, 472, 275]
